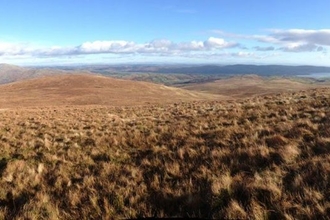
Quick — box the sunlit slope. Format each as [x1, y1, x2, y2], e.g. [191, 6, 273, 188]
[181, 75, 328, 98]
[0, 74, 223, 107]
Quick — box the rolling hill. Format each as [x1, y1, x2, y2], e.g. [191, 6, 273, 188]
[0, 63, 91, 85]
[152, 64, 330, 75]
[64, 64, 330, 76]
[0, 74, 223, 108]
[180, 74, 330, 98]
[1, 64, 330, 218]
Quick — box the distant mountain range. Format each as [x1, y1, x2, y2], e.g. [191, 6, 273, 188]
[0, 63, 91, 84]
[1, 63, 330, 85]
[53, 64, 330, 76]
[153, 64, 330, 76]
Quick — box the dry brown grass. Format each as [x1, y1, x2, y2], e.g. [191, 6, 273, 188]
[0, 88, 330, 219]
[180, 74, 329, 98]
[0, 74, 223, 108]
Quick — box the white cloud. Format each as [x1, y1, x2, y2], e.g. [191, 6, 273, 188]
[213, 29, 330, 53]
[183, 51, 260, 59]
[0, 37, 238, 59]
[279, 43, 319, 52]
[148, 39, 172, 49]
[3, 29, 329, 65]
[204, 37, 225, 48]
[235, 51, 255, 58]
[211, 30, 281, 44]
[271, 29, 330, 46]
[269, 29, 330, 52]
[0, 42, 31, 56]
[78, 41, 136, 54]
[253, 35, 281, 44]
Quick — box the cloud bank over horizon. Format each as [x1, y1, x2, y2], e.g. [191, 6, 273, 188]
[0, 29, 330, 65]
[0, 37, 238, 57]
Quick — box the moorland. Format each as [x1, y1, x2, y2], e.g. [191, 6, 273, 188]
[0, 64, 330, 219]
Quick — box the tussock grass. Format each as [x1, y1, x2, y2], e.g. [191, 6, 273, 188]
[0, 88, 330, 219]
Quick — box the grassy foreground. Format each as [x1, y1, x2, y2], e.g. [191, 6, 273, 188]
[1, 88, 330, 219]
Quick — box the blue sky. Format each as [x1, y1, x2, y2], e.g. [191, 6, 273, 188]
[1, 0, 330, 66]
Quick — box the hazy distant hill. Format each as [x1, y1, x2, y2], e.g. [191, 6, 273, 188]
[3, 63, 330, 86]
[0, 64, 29, 84]
[59, 64, 330, 76]
[0, 64, 90, 84]
[49, 64, 330, 86]
[153, 64, 330, 75]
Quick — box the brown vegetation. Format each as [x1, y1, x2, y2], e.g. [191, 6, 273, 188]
[0, 74, 223, 107]
[0, 88, 330, 219]
[180, 74, 329, 98]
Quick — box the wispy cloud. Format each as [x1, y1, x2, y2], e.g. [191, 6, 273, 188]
[211, 30, 280, 44]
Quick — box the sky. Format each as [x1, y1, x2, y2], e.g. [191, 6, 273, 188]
[0, 0, 330, 66]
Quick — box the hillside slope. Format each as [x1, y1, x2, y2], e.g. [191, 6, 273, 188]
[180, 75, 329, 98]
[0, 74, 223, 107]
